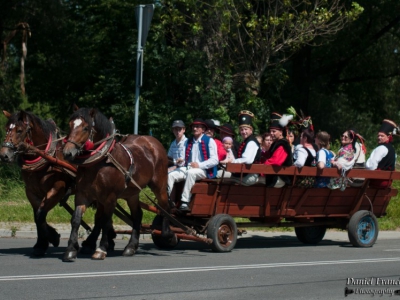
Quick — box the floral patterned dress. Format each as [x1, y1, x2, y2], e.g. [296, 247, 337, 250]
[327, 144, 355, 190]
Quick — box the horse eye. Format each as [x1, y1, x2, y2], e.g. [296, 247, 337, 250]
[16, 129, 23, 134]
[83, 126, 89, 132]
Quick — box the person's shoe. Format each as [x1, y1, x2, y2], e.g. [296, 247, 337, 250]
[179, 203, 191, 212]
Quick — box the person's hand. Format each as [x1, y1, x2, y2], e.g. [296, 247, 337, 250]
[189, 162, 199, 168]
[176, 158, 184, 165]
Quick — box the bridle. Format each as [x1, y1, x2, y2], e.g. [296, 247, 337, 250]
[65, 116, 96, 155]
[2, 121, 32, 152]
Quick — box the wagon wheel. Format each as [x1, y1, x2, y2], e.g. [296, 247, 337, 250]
[348, 210, 379, 247]
[207, 214, 237, 252]
[151, 215, 179, 250]
[295, 226, 326, 244]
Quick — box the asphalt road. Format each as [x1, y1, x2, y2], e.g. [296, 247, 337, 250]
[1, 230, 400, 300]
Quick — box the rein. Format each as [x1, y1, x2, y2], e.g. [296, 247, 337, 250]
[105, 151, 195, 236]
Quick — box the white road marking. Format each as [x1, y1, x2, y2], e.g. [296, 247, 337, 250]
[1, 257, 400, 281]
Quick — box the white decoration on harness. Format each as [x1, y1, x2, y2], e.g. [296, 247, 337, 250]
[9, 123, 15, 129]
[73, 119, 83, 129]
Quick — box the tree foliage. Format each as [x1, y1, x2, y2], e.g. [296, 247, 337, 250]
[1, 0, 400, 152]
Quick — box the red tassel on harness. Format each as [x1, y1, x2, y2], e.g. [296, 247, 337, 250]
[25, 138, 33, 146]
[83, 140, 94, 151]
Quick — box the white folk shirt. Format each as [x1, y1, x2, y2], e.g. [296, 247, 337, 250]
[167, 135, 188, 160]
[293, 144, 316, 168]
[233, 140, 259, 164]
[187, 134, 219, 170]
[366, 145, 388, 170]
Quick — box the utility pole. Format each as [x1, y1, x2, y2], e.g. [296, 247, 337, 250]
[134, 4, 154, 134]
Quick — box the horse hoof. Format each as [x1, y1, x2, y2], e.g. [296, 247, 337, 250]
[50, 234, 61, 247]
[92, 248, 107, 260]
[122, 247, 136, 257]
[62, 250, 77, 262]
[32, 248, 46, 257]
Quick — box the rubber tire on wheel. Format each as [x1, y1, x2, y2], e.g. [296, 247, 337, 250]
[207, 214, 237, 252]
[295, 226, 326, 244]
[151, 215, 179, 250]
[348, 210, 378, 247]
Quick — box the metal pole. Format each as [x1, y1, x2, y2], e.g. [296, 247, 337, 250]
[134, 6, 143, 135]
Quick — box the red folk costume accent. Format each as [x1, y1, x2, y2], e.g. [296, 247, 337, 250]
[237, 142, 246, 158]
[185, 138, 213, 178]
[264, 146, 288, 166]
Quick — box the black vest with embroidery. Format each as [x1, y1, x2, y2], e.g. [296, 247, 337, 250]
[377, 143, 395, 171]
[294, 146, 316, 167]
[265, 138, 293, 187]
[237, 135, 261, 163]
[269, 139, 293, 166]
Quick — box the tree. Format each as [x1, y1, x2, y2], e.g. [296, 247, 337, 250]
[280, 0, 400, 150]
[162, 0, 363, 95]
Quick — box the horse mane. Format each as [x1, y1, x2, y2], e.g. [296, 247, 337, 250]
[8, 111, 57, 138]
[70, 107, 112, 138]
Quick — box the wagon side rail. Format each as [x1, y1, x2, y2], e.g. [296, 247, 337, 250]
[225, 164, 400, 180]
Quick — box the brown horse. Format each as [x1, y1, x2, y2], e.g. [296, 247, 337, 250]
[62, 106, 172, 261]
[0, 110, 75, 256]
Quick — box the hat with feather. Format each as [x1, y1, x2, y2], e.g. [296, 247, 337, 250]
[269, 112, 293, 131]
[286, 106, 314, 132]
[379, 119, 399, 136]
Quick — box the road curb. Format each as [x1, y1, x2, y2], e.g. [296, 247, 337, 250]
[1, 222, 400, 242]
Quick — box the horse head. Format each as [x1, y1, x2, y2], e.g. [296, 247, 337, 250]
[0, 110, 45, 162]
[63, 106, 113, 162]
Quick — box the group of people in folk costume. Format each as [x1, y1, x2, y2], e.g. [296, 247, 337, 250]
[166, 110, 398, 212]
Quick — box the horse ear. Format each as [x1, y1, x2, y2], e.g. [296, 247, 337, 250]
[73, 104, 79, 111]
[89, 108, 96, 119]
[19, 110, 31, 125]
[3, 110, 11, 119]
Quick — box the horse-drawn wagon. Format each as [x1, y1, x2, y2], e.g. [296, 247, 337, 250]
[2, 107, 400, 261]
[150, 164, 400, 252]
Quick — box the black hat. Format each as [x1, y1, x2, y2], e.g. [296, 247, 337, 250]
[299, 115, 314, 132]
[204, 119, 217, 129]
[270, 112, 293, 131]
[219, 123, 235, 136]
[269, 112, 283, 130]
[190, 118, 207, 129]
[171, 120, 185, 128]
[379, 119, 398, 136]
[238, 110, 254, 129]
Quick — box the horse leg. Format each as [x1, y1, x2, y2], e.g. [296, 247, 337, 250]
[122, 196, 142, 257]
[81, 204, 117, 254]
[92, 199, 116, 260]
[81, 204, 104, 254]
[63, 204, 86, 262]
[28, 192, 59, 256]
[32, 207, 50, 256]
